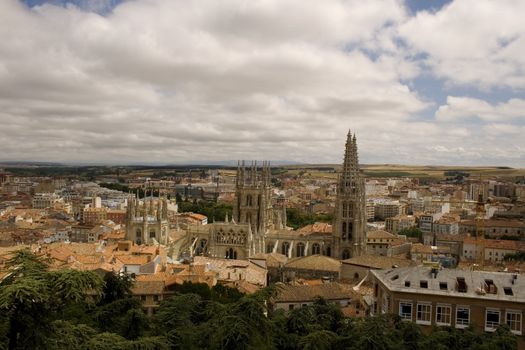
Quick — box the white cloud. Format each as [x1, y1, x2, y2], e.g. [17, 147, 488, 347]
[398, 0, 525, 89]
[436, 96, 525, 122]
[0, 0, 524, 166]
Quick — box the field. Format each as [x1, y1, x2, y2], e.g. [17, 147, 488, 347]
[281, 164, 525, 181]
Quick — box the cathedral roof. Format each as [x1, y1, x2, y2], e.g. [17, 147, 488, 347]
[297, 222, 333, 234]
[285, 254, 341, 272]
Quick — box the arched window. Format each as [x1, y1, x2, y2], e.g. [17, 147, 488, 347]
[226, 248, 237, 260]
[296, 243, 305, 257]
[282, 242, 290, 256]
[312, 243, 321, 255]
[325, 246, 331, 257]
[342, 249, 351, 260]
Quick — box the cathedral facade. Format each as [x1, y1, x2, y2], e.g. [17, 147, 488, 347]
[130, 130, 366, 261]
[125, 194, 170, 245]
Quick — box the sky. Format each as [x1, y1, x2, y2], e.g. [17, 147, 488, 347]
[1, 0, 524, 166]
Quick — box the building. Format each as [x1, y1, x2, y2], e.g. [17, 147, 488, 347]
[83, 207, 108, 225]
[385, 215, 416, 234]
[273, 282, 354, 312]
[371, 266, 525, 340]
[375, 201, 404, 220]
[125, 195, 170, 245]
[178, 130, 366, 262]
[332, 130, 367, 260]
[462, 237, 525, 263]
[341, 255, 415, 282]
[32, 193, 61, 209]
[459, 219, 524, 238]
[432, 214, 460, 235]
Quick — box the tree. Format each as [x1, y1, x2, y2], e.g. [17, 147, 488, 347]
[0, 250, 103, 349]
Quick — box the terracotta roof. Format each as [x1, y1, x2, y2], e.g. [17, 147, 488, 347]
[463, 237, 525, 251]
[297, 223, 333, 234]
[250, 252, 288, 267]
[367, 230, 395, 240]
[460, 220, 524, 228]
[132, 280, 165, 295]
[274, 282, 353, 302]
[342, 255, 415, 269]
[116, 255, 152, 265]
[285, 255, 341, 272]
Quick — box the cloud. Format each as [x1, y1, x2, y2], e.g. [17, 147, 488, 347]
[436, 96, 525, 122]
[398, 0, 525, 89]
[0, 0, 524, 166]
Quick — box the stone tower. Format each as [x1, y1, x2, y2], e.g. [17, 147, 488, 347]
[232, 161, 274, 252]
[126, 192, 170, 245]
[333, 130, 366, 259]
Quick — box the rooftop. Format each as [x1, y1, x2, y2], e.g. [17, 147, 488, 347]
[372, 266, 525, 302]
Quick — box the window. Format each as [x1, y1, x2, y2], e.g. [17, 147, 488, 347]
[456, 306, 470, 328]
[289, 304, 295, 311]
[153, 295, 159, 302]
[506, 311, 522, 335]
[405, 281, 411, 287]
[381, 294, 391, 314]
[417, 303, 432, 325]
[439, 282, 448, 290]
[420, 280, 428, 288]
[296, 243, 305, 257]
[399, 301, 412, 321]
[436, 304, 452, 325]
[281, 242, 290, 256]
[342, 249, 351, 260]
[485, 309, 500, 332]
[312, 243, 321, 255]
[504, 287, 513, 296]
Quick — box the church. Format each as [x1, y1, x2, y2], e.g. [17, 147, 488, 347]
[125, 130, 367, 261]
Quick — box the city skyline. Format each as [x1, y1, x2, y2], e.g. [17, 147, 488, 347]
[1, 0, 524, 166]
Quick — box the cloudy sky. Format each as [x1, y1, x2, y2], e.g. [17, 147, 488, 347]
[1, 0, 524, 166]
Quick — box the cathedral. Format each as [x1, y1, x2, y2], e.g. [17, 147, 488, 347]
[125, 130, 367, 261]
[125, 193, 170, 245]
[182, 129, 366, 260]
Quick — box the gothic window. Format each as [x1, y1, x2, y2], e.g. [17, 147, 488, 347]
[348, 222, 353, 240]
[296, 243, 305, 257]
[342, 203, 347, 217]
[342, 249, 351, 260]
[312, 243, 321, 255]
[342, 222, 347, 240]
[282, 242, 290, 256]
[325, 246, 331, 257]
[226, 248, 237, 259]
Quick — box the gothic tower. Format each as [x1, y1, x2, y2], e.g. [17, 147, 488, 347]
[333, 130, 366, 259]
[125, 192, 170, 245]
[232, 161, 274, 253]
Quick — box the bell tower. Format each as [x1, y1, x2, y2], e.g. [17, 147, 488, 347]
[333, 130, 366, 259]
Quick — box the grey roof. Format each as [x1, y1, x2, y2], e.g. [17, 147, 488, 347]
[372, 266, 525, 303]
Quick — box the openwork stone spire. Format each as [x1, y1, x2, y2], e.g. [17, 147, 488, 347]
[333, 129, 366, 259]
